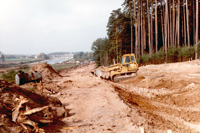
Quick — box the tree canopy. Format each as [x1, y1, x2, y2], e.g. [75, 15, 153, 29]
[0, 52, 5, 63]
[92, 0, 200, 65]
[37, 53, 49, 60]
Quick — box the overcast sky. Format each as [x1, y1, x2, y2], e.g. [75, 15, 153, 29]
[0, 0, 123, 55]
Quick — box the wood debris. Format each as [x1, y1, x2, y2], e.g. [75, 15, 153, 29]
[11, 96, 54, 132]
[0, 66, 69, 132]
[12, 96, 29, 122]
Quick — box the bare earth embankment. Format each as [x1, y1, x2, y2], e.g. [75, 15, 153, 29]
[2, 60, 200, 132]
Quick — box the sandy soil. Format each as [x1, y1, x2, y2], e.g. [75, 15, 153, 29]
[56, 60, 200, 133]
[6, 60, 200, 132]
[57, 65, 140, 133]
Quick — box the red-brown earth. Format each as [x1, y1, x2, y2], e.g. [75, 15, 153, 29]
[2, 61, 200, 132]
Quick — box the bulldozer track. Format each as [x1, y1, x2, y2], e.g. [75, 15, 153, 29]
[113, 85, 200, 132]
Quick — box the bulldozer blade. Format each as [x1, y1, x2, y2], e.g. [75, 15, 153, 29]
[113, 73, 137, 82]
[95, 69, 102, 78]
[101, 71, 110, 79]
[94, 67, 110, 80]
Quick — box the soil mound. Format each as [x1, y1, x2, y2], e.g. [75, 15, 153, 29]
[29, 63, 61, 81]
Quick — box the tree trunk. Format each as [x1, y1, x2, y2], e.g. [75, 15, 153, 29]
[147, 0, 151, 57]
[186, 0, 190, 47]
[177, 0, 180, 46]
[138, 1, 141, 57]
[155, 0, 158, 52]
[151, 2, 153, 52]
[184, 1, 187, 46]
[134, 0, 138, 58]
[116, 27, 118, 63]
[193, 0, 196, 44]
[130, 1, 133, 53]
[195, 0, 198, 59]
[161, 6, 165, 48]
[141, 0, 144, 55]
[165, 0, 169, 57]
[106, 52, 108, 66]
[169, 0, 172, 47]
[144, 16, 146, 51]
[172, 0, 175, 46]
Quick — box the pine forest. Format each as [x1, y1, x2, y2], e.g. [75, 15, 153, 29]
[91, 0, 200, 66]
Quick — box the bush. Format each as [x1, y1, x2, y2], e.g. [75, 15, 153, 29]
[139, 48, 165, 65]
[152, 48, 165, 64]
[179, 46, 195, 61]
[167, 46, 179, 63]
[74, 52, 94, 62]
[138, 54, 150, 65]
[1, 70, 18, 83]
[138, 45, 196, 65]
[157, 48, 166, 62]
[197, 41, 200, 58]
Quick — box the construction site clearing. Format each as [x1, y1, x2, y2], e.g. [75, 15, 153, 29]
[1, 61, 200, 132]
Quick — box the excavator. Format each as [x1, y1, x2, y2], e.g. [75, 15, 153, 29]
[94, 53, 139, 82]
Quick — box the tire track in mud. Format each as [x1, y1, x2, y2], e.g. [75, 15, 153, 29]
[113, 85, 199, 132]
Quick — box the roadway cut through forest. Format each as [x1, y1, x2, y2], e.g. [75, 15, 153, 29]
[2, 61, 200, 132]
[57, 60, 200, 132]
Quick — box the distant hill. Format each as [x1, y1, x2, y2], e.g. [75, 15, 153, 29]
[71, 52, 83, 54]
[48, 52, 71, 56]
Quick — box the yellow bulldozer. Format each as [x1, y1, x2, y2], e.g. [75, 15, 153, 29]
[94, 53, 139, 82]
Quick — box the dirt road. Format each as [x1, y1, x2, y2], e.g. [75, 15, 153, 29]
[15, 61, 200, 132]
[57, 60, 200, 132]
[54, 65, 140, 132]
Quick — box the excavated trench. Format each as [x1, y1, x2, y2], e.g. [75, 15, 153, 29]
[113, 84, 200, 132]
[114, 86, 177, 131]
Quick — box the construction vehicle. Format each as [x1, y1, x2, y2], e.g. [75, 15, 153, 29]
[15, 71, 42, 85]
[94, 53, 139, 82]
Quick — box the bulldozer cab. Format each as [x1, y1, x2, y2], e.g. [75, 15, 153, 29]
[121, 54, 136, 65]
[121, 54, 138, 71]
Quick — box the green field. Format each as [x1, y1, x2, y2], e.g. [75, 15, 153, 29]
[51, 63, 76, 71]
[0, 63, 76, 82]
[5, 59, 35, 62]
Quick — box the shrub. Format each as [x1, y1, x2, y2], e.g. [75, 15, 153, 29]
[1, 70, 18, 83]
[137, 44, 199, 65]
[152, 48, 165, 64]
[179, 46, 195, 61]
[139, 48, 166, 65]
[157, 48, 166, 62]
[197, 41, 200, 58]
[167, 46, 179, 63]
[138, 54, 150, 65]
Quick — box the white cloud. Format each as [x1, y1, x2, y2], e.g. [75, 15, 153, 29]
[0, 0, 123, 54]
